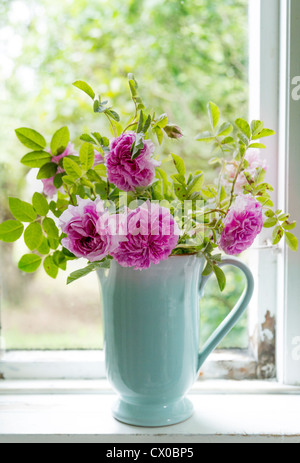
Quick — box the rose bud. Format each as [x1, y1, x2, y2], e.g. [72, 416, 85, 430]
[163, 124, 183, 139]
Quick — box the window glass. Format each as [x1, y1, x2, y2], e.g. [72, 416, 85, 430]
[0, 0, 249, 349]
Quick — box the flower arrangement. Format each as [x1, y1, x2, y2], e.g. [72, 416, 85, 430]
[0, 75, 297, 290]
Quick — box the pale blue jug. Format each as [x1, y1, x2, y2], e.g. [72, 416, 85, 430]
[97, 254, 254, 427]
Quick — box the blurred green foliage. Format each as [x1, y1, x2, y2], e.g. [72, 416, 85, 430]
[0, 0, 249, 349]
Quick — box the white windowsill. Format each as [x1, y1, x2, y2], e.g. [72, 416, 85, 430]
[0, 380, 300, 443]
[0, 350, 257, 380]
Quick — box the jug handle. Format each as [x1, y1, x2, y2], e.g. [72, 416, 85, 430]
[197, 257, 254, 374]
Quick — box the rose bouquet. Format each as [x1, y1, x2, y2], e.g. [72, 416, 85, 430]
[0, 75, 297, 291]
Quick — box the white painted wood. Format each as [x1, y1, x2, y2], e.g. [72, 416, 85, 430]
[0, 390, 299, 443]
[248, 0, 281, 367]
[0, 350, 257, 380]
[1, 379, 300, 396]
[0, 350, 106, 380]
[278, 0, 300, 385]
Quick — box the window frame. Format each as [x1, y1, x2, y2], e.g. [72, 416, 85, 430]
[277, 0, 300, 385]
[0, 0, 297, 383]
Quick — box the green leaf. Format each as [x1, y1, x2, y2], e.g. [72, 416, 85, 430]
[73, 81, 95, 100]
[252, 128, 276, 140]
[137, 110, 144, 133]
[154, 126, 164, 145]
[154, 113, 168, 129]
[50, 127, 70, 155]
[53, 173, 65, 189]
[63, 248, 76, 259]
[282, 221, 296, 231]
[63, 157, 82, 180]
[105, 109, 120, 122]
[251, 120, 264, 137]
[187, 174, 204, 195]
[156, 168, 170, 196]
[265, 209, 275, 218]
[172, 153, 185, 176]
[195, 131, 215, 143]
[37, 162, 58, 180]
[263, 217, 278, 228]
[213, 265, 226, 292]
[235, 118, 251, 139]
[9, 198, 37, 222]
[48, 237, 59, 250]
[43, 217, 59, 239]
[15, 128, 46, 151]
[208, 102, 220, 129]
[80, 134, 96, 144]
[18, 254, 42, 273]
[44, 255, 59, 279]
[128, 74, 138, 97]
[174, 183, 188, 201]
[278, 213, 290, 222]
[218, 185, 226, 203]
[37, 237, 50, 255]
[80, 143, 95, 171]
[272, 226, 284, 245]
[285, 232, 298, 251]
[21, 151, 52, 168]
[171, 173, 186, 185]
[67, 259, 111, 284]
[221, 136, 235, 145]
[142, 115, 152, 134]
[93, 100, 100, 112]
[217, 122, 233, 137]
[0, 220, 24, 242]
[249, 143, 266, 149]
[32, 192, 49, 216]
[131, 133, 144, 160]
[238, 132, 249, 146]
[24, 222, 43, 251]
[202, 261, 213, 276]
[53, 250, 67, 270]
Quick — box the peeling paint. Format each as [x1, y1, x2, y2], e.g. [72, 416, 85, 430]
[257, 311, 276, 379]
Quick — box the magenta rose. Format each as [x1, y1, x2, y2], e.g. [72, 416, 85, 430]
[59, 197, 121, 262]
[112, 203, 180, 270]
[219, 195, 263, 255]
[105, 132, 160, 192]
[42, 143, 76, 198]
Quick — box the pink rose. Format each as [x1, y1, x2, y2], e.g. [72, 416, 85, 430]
[219, 195, 263, 255]
[224, 149, 268, 194]
[105, 132, 160, 192]
[112, 202, 180, 270]
[60, 197, 122, 262]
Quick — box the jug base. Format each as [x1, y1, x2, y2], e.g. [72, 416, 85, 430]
[112, 397, 194, 427]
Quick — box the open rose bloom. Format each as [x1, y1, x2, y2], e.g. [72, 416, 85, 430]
[105, 132, 160, 192]
[111, 203, 180, 270]
[60, 198, 123, 262]
[219, 195, 264, 255]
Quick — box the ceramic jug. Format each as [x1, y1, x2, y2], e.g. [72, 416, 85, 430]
[97, 254, 254, 427]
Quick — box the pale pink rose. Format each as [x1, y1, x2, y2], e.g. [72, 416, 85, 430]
[219, 195, 264, 255]
[59, 197, 122, 262]
[224, 149, 268, 194]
